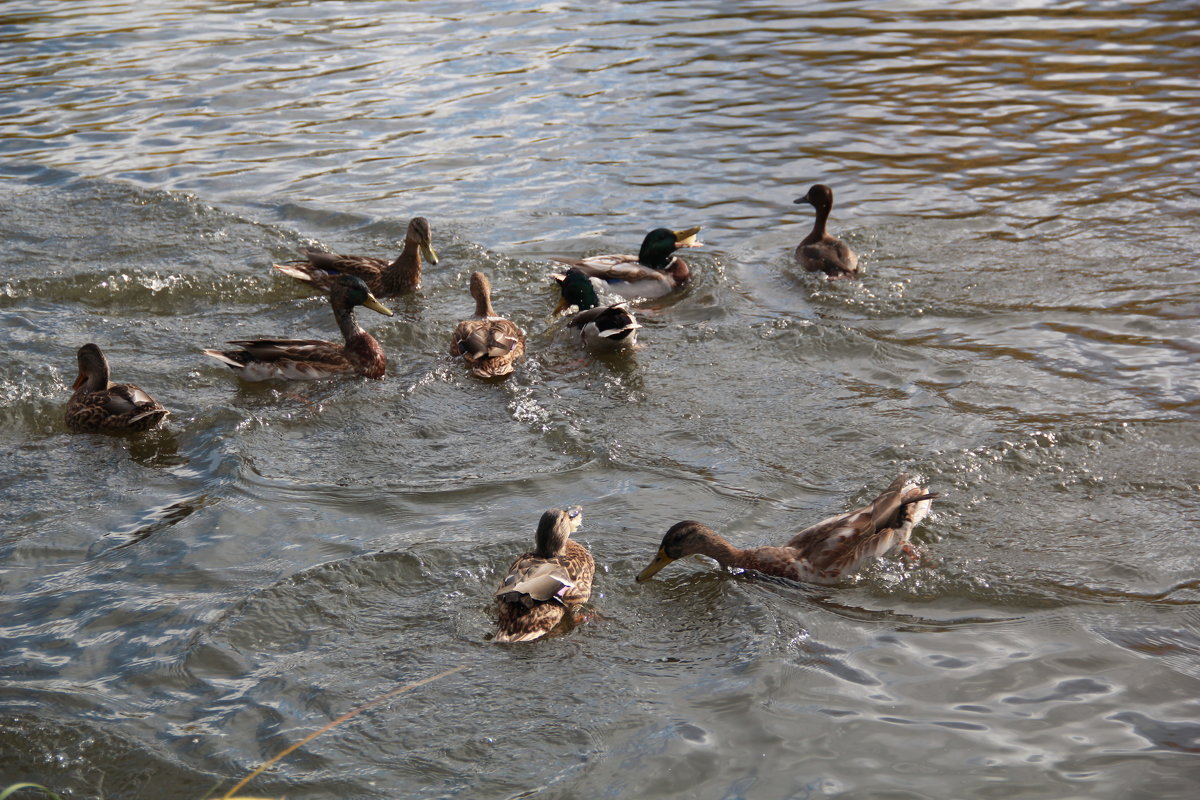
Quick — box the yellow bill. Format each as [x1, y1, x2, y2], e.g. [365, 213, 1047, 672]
[673, 226, 702, 247]
[421, 242, 439, 265]
[635, 548, 675, 583]
[363, 294, 394, 316]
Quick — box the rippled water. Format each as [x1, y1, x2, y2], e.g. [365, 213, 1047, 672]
[2, 1, 1199, 798]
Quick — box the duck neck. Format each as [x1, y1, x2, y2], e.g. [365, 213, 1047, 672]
[692, 535, 743, 569]
[804, 203, 830, 245]
[77, 364, 109, 394]
[640, 244, 674, 270]
[474, 292, 496, 319]
[333, 301, 366, 344]
[385, 239, 421, 292]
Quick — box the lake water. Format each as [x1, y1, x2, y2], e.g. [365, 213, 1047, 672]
[2, 1, 1199, 798]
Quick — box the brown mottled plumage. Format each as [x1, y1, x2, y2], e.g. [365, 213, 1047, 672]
[65, 343, 169, 433]
[636, 475, 935, 585]
[204, 275, 393, 381]
[494, 507, 594, 643]
[794, 184, 858, 279]
[273, 217, 438, 297]
[450, 271, 525, 378]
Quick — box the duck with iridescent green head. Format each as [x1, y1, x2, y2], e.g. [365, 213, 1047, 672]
[204, 275, 393, 381]
[549, 226, 701, 301]
[554, 268, 640, 354]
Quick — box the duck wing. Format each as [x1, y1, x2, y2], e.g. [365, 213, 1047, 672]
[785, 475, 934, 573]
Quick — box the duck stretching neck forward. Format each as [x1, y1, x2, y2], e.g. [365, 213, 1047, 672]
[637, 475, 935, 585]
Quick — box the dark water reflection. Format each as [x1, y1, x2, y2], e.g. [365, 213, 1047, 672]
[2, 1, 1200, 798]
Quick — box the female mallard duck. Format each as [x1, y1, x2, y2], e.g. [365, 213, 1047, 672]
[555, 267, 640, 353]
[273, 216, 438, 297]
[450, 271, 525, 378]
[550, 226, 701, 300]
[66, 343, 169, 433]
[637, 475, 935, 585]
[204, 275, 393, 380]
[795, 184, 858, 279]
[495, 506, 594, 642]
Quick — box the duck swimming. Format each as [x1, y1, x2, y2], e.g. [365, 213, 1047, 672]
[450, 271, 525, 378]
[65, 343, 170, 433]
[795, 184, 858, 279]
[555, 267, 640, 353]
[204, 275, 393, 381]
[550, 226, 701, 300]
[273, 216, 438, 297]
[637, 475, 934, 585]
[494, 506, 594, 643]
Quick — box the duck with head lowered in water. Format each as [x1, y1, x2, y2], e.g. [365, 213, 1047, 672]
[794, 184, 858, 280]
[549, 226, 702, 301]
[637, 475, 935, 585]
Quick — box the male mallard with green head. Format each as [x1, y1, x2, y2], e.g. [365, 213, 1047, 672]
[550, 226, 701, 300]
[555, 267, 640, 353]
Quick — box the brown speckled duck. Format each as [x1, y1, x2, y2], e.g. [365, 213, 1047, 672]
[637, 475, 934, 585]
[65, 343, 169, 433]
[450, 271, 525, 378]
[495, 506, 594, 643]
[273, 216, 438, 297]
[204, 275, 393, 381]
[795, 184, 858, 279]
[549, 226, 701, 300]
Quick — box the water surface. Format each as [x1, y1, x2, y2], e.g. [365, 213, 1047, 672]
[2, 1, 1199, 798]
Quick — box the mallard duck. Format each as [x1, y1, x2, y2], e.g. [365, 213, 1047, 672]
[549, 226, 701, 300]
[495, 506, 594, 642]
[204, 275, 393, 380]
[795, 184, 858, 279]
[272, 217, 438, 297]
[65, 343, 169, 433]
[555, 267, 640, 353]
[636, 475, 935, 585]
[450, 271, 525, 378]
